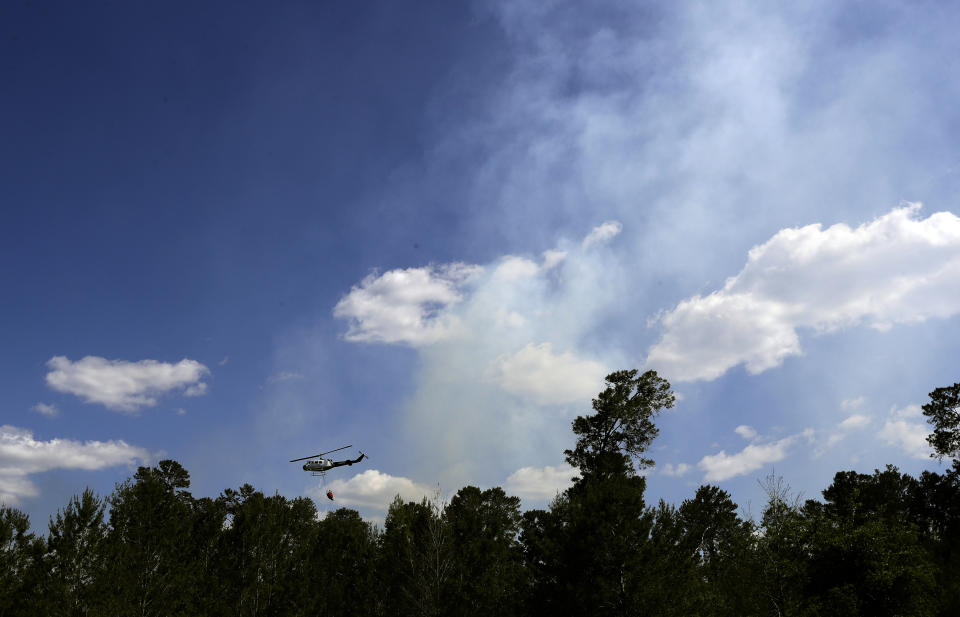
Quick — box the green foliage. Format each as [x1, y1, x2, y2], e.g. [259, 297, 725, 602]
[638, 501, 701, 617]
[44, 488, 107, 617]
[677, 486, 760, 617]
[913, 462, 960, 616]
[310, 508, 378, 617]
[565, 369, 674, 477]
[215, 484, 319, 616]
[524, 369, 675, 616]
[755, 473, 812, 617]
[0, 505, 41, 617]
[99, 460, 198, 617]
[804, 467, 939, 617]
[820, 465, 918, 527]
[188, 495, 230, 617]
[922, 380, 960, 461]
[444, 486, 525, 617]
[521, 470, 657, 616]
[380, 493, 450, 617]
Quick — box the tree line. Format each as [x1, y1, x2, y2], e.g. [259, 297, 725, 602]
[2, 370, 959, 616]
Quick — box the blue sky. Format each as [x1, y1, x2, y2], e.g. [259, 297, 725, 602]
[3, 0, 960, 527]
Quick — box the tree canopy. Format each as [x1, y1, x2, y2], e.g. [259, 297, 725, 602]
[923, 381, 960, 461]
[564, 369, 675, 477]
[3, 370, 959, 616]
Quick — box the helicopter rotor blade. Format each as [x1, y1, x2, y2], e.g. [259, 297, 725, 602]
[289, 445, 352, 463]
[289, 453, 323, 463]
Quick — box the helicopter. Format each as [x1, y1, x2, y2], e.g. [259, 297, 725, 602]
[290, 445, 367, 500]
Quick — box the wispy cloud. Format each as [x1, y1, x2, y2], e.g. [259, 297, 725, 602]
[542, 249, 566, 270]
[45, 356, 210, 413]
[439, 0, 959, 277]
[582, 221, 623, 249]
[31, 403, 58, 418]
[268, 371, 305, 384]
[660, 462, 691, 477]
[184, 383, 207, 397]
[815, 413, 873, 457]
[839, 414, 871, 431]
[0, 425, 152, 504]
[877, 405, 932, 459]
[699, 429, 814, 482]
[842, 396, 867, 411]
[647, 205, 960, 382]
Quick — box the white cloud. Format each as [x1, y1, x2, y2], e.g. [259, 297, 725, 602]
[0, 475, 40, 504]
[699, 429, 813, 482]
[184, 383, 207, 397]
[815, 414, 873, 457]
[312, 469, 435, 510]
[505, 464, 578, 501]
[333, 263, 483, 346]
[842, 396, 867, 411]
[306, 1, 960, 500]
[660, 462, 691, 477]
[542, 249, 566, 270]
[877, 404, 932, 459]
[31, 403, 58, 418]
[0, 425, 152, 504]
[333, 223, 629, 489]
[647, 205, 960, 382]
[493, 256, 541, 281]
[488, 343, 607, 405]
[839, 414, 871, 431]
[734, 425, 757, 440]
[45, 356, 210, 413]
[582, 220, 623, 249]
